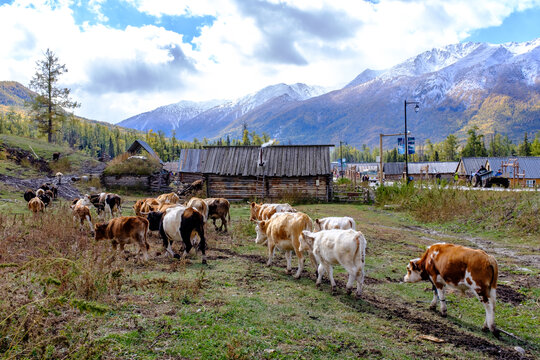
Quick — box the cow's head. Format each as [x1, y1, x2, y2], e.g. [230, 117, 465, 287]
[313, 219, 323, 232]
[254, 220, 268, 244]
[146, 211, 164, 231]
[299, 230, 315, 252]
[403, 258, 422, 283]
[249, 202, 262, 221]
[94, 222, 109, 241]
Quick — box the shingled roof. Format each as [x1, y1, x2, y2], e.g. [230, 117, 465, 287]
[201, 145, 333, 177]
[163, 149, 206, 173]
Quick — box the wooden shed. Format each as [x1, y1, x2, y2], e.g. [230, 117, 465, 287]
[201, 145, 334, 201]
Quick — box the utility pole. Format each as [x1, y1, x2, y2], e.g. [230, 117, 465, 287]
[404, 100, 419, 183]
[340, 140, 344, 178]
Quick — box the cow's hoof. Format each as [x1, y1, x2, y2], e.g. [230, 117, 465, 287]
[441, 312, 447, 318]
[355, 292, 362, 299]
[482, 326, 489, 333]
[346, 288, 352, 295]
[331, 287, 337, 295]
[429, 304, 437, 310]
[293, 273, 301, 279]
[492, 328, 500, 339]
[202, 259, 207, 265]
[173, 254, 181, 259]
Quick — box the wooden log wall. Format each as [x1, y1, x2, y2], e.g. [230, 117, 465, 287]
[206, 175, 331, 201]
[100, 171, 171, 192]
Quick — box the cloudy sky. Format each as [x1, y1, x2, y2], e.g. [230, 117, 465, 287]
[1, 0, 539, 123]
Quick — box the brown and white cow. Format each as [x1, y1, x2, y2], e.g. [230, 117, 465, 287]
[186, 197, 209, 222]
[72, 204, 94, 234]
[249, 202, 295, 221]
[134, 198, 160, 216]
[254, 212, 313, 278]
[156, 192, 180, 205]
[28, 197, 45, 213]
[313, 217, 356, 232]
[403, 243, 499, 334]
[145, 206, 207, 264]
[300, 229, 366, 297]
[204, 198, 231, 232]
[90, 193, 122, 219]
[94, 216, 150, 261]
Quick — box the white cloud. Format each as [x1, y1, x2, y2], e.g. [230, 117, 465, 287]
[1, 0, 539, 123]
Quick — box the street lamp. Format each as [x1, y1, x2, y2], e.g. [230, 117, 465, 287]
[339, 140, 345, 178]
[404, 100, 419, 183]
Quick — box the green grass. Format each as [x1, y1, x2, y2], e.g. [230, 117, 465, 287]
[0, 201, 538, 359]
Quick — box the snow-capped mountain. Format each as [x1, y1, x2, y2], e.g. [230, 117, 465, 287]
[117, 83, 326, 138]
[119, 38, 540, 146]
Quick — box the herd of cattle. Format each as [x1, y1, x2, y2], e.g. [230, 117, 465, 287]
[22, 189, 500, 336]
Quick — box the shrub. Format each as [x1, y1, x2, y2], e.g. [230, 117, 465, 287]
[49, 156, 71, 173]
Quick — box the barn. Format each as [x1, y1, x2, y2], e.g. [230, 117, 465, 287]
[201, 145, 333, 201]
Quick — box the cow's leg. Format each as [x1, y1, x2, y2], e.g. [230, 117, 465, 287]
[316, 264, 325, 287]
[293, 245, 304, 279]
[430, 284, 439, 310]
[267, 243, 275, 266]
[436, 286, 447, 317]
[221, 216, 227, 232]
[285, 251, 292, 273]
[481, 288, 497, 335]
[327, 265, 337, 293]
[86, 215, 94, 235]
[346, 271, 355, 295]
[212, 218, 218, 231]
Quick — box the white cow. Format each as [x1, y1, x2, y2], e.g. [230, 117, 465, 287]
[300, 229, 367, 297]
[313, 217, 356, 232]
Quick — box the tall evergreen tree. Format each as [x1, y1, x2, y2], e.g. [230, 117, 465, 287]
[28, 49, 79, 142]
[517, 132, 531, 156]
[461, 127, 487, 157]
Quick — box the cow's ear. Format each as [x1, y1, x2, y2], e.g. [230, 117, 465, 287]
[315, 219, 320, 225]
[410, 259, 419, 270]
[250, 202, 255, 208]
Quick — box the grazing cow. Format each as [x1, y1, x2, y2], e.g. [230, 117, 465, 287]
[49, 185, 58, 199]
[72, 205, 94, 234]
[300, 229, 366, 297]
[28, 197, 45, 213]
[24, 189, 36, 202]
[72, 194, 92, 208]
[157, 203, 181, 213]
[146, 206, 207, 263]
[186, 197, 209, 222]
[134, 198, 160, 216]
[156, 192, 180, 205]
[94, 216, 150, 261]
[254, 212, 313, 278]
[56, 172, 63, 185]
[313, 217, 356, 232]
[39, 183, 51, 191]
[36, 188, 45, 197]
[90, 193, 122, 219]
[38, 193, 51, 208]
[403, 243, 499, 335]
[249, 202, 295, 221]
[204, 198, 231, 232]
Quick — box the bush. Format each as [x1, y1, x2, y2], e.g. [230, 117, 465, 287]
[103, 152, 161, 176]
[49, 156, 71, 173]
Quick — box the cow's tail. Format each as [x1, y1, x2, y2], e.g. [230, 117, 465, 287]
[488, 255, 498, 290]
[353, 232, 366, 266]
[349, 217, 357, 230]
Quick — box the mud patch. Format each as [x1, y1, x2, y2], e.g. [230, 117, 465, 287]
[497, 284, 526, 306]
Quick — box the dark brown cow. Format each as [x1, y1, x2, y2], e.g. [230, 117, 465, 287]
[94, 216, 149, 261]
[404, 243, 499, 335]
[204, 198, 231, 232]
[24, 189, 35, 202]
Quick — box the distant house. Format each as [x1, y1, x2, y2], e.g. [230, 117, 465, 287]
[407, 162, 459, 181]
[457, 157, 540, 187]
[383, 162, 405, 181]
[201, 145, 334, 201]
[126, 139, 163, 164]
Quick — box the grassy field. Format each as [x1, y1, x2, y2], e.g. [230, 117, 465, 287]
[0, 196, 538, 359]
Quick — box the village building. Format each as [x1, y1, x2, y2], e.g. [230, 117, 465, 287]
[163, 148, 206, 184]
[200, 145, 334, 201]
[457, 156, 540, 187]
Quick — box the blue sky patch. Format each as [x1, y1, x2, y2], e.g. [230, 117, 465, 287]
[464, 7, 540, 44]
[69, 0, 215, 44]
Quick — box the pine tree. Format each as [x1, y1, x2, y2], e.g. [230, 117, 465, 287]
[517, 132, 531, 156]
[28, 49, 79, 142]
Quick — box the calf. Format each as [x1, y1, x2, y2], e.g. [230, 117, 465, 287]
[204, 198, 230, 232]
[254, 212, 313, 278]
[90, 193, 122, 219]
[300, 229, 366, 297]
[313, 217, 356, 232]
[156, 192, 180, 205]
[249, 202, 295, 221]
[146, 206, 207, 264]
[403, 243, 499, 335]
[28, 197, 45, 213]
[72, 204, 94, 234]
[94, 216, 150, 261]
[24, 189, 35, 202]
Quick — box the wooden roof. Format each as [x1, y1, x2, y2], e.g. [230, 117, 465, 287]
[201, 145, 333, 177]
[163, 149, 206, 173]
